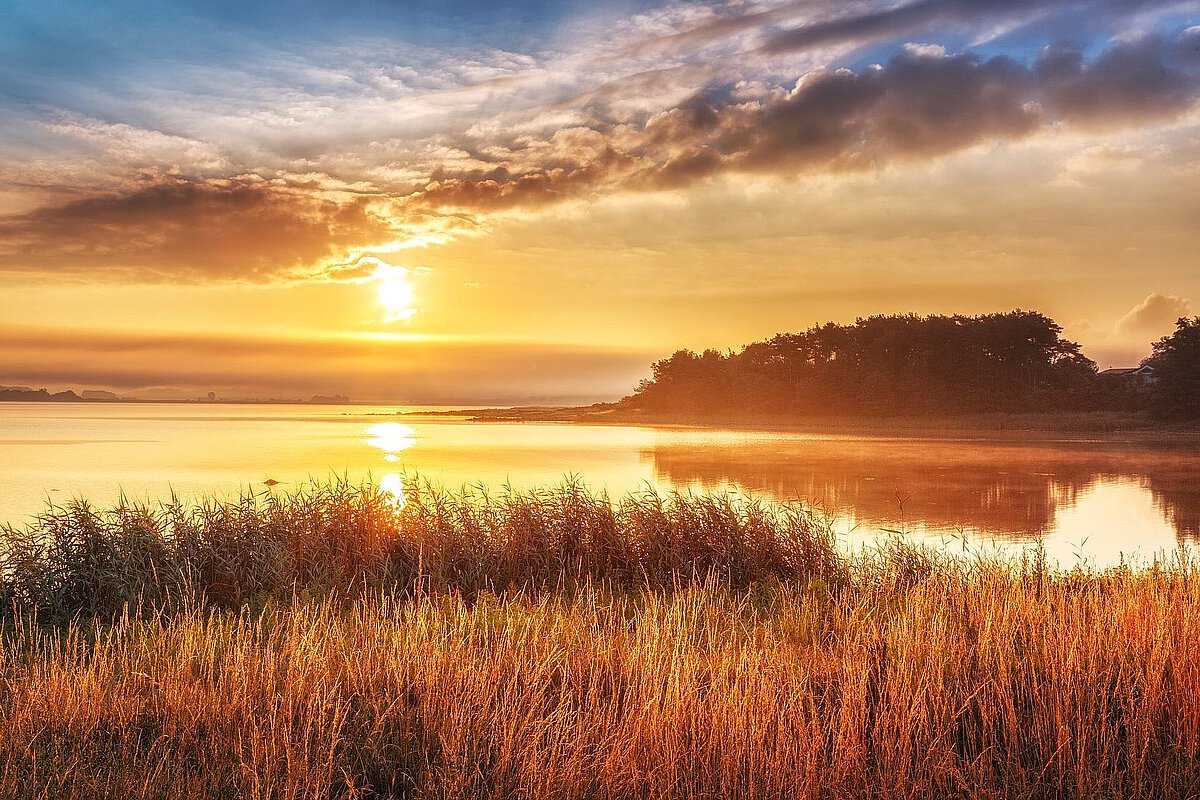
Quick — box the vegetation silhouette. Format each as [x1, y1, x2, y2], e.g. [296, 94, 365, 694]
[625, 310, 1200, 420]
[1145, 316, 1200, 419]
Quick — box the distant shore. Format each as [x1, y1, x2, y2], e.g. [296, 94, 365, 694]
[0, 389, 356, 405]
[403, 404, 1200, 439]
[7, 391, 1197, 439]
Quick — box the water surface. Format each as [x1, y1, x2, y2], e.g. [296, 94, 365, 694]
[2, 402, 1197, 567]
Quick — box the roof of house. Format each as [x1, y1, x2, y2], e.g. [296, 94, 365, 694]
[1100, 365, 1156, 376]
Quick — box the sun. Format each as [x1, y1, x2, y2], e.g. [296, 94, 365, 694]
[371, 261, 416, 322]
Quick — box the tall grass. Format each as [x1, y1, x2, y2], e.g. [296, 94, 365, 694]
[0, 477, 845, 619]
[1, 479, 1197, 798]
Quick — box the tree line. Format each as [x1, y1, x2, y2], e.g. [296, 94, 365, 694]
[624, 311, 1200, 419]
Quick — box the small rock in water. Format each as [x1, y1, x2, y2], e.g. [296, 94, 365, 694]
[263, 479, 281, 486]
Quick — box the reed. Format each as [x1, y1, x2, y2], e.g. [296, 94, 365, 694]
[0, 480, 1196, 798]
[0, 477, 847, 619]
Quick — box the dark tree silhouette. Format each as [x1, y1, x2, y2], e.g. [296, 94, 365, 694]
[1144, 317, 1200, 419]
[627, 311, 1099, 416]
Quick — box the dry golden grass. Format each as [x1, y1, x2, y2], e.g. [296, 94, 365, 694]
[0, 477, 846, 618]
[1, 480, 1197, 798]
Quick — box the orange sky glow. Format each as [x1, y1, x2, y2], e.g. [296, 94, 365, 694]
[2, 1, 1198, 402]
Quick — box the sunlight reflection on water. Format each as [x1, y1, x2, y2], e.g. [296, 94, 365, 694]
[365, 423, 416, 511]
[379, 472, 407, 511]
[818, 476, 1184, 568]
[365, 422, 416, 463]
[1040, 477, 1179, 566]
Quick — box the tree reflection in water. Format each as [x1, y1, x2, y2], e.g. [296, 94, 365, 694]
[647, 436, 1200, 555]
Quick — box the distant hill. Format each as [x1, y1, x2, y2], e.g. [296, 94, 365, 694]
[0, 388, 80, 402]
[310, 394, 351, 404]
[0, 387, 354, 404]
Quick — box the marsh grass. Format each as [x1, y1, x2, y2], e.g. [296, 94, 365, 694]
[0, 479, 1197, 798]
[0, 477, 847, 619]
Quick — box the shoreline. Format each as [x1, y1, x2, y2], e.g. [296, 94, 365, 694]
[7, 397, 1197, 441]
[401, 405, 1200, 443]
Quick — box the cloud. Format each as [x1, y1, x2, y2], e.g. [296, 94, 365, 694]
[760, 0, 1165, 55]
[623, 0, 811, 57]
[409, 38, 1199, 209]
[763, 0, 1035, 54]
[1, 27, 1196, 282]
[1036, 39, 1199, 128]
[0, 175, 401, 281]
[1179, 26, 1200, 66]
[0, 325, 653, 403]
[1116, 292, 1193, 335]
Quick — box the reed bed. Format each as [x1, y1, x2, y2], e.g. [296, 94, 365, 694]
[0, 480, 1197, 798]
[0, 477, 847, 619]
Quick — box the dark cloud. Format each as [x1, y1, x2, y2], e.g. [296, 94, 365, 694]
[1178, 26, 1200, 66]
[760, 0, 1161, 55]
[764, 0, 1034, 54]
[638, 47, 1041, 181]
[412, 149, 639, 212]
[624, 0, 1183, 67]
[412, 37, 1199, 208]
[0, 175, 399, 280]
[1036, 39, 1200, 126]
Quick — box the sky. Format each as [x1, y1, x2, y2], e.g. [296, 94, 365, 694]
[1, 0, 1198, 402]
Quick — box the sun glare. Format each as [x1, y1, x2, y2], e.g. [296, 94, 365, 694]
[379, 472, 407, 511]
[365, 422, 417, 462]
[365, 422, 413, 511]
[372, 261, 416, 322]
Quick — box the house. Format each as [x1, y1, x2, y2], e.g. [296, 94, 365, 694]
[1100, 365, 1158, 384]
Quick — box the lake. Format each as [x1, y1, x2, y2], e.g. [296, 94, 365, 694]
[2, 402, 1198, 567]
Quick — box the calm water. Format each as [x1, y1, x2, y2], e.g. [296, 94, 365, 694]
[2, 402, 1198, 567]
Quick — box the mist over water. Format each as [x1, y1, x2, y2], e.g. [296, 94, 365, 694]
[2, 402, 1197, 568]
